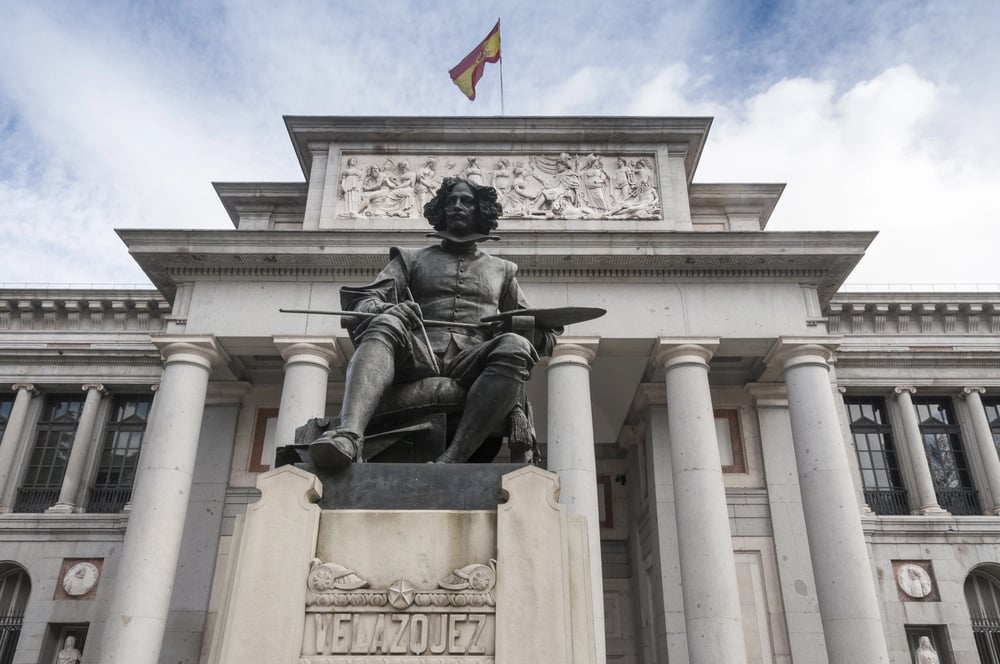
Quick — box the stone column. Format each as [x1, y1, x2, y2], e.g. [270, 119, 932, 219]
[48, 383, 106, 513]
[546, 337, 605, 664]
[99, 336, 224, 664]
[962, 387, 1000, 514]
[893, 386, 944, 514]
[770, 340, 890, 663]
[0, 383, 37, 512]
[272, 338, 340, 464]
[655, 339, 747, 664]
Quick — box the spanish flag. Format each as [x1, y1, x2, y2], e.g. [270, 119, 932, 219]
[449, 21, 501, 101]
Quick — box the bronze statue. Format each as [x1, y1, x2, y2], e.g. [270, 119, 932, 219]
[308, 177, 560, 467]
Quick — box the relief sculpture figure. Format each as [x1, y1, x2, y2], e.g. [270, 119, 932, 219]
[357, 161, 416, 217]
[337, 157, 364, 218]
[415, 157, 439, 212]
[309, 177, 561, 467]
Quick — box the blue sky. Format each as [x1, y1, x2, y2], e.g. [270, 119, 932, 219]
[1, 1, 998, 287]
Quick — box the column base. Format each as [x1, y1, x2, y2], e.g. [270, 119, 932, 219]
[0, 505, 11, 514]
[46, 502, 81, 514]
[916, 506, 948, 515]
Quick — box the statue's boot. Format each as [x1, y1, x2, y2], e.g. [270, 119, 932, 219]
[436, 373, 521, 464]
[309, 341, 394, 468]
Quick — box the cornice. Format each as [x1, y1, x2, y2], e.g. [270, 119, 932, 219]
[117, 228, 873, 303]
[0, 290, 168, 332]
[283, 115, 713, 184]
[212, 182, 309, 228]
[827, 297, 1000, 335]
[688, 183, 786, 230]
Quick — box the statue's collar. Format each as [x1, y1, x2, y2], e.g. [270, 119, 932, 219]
[427, 231, 500, 253]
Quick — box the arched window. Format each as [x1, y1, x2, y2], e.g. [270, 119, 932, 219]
[0, 563, 30, 664]
[966, 567, 1000, 663]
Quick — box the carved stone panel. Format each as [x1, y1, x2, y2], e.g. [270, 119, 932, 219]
[893, 560, 939, 602]
[336, 153, 661, 221]
[301, 558, 497, 663]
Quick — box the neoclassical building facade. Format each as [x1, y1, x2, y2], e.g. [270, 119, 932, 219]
[0, 116, 998, 664]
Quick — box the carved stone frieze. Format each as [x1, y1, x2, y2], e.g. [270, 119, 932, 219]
[337, 153, 660, 221]
[0, 292, 168, 332]
[303, 559, 497, 660]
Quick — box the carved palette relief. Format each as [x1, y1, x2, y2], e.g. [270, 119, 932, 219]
[337, 153, 661, 221]
[302, 558, 496, 663]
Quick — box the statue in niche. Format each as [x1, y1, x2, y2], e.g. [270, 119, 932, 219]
[56, 636, 82, 664]
[415, 157, 439, 212]
[308, 177, 562, 467]
[914, 636, 940, 664]
[337, 157, 364, 218]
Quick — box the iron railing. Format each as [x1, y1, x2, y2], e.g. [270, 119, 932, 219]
[12, 487, 59, 513]
[938, 488, 981, 516]
[0, 612, 23, 664]
[973, 617, 1000, 663]
[87, 487, 132, 513]
[864, 488, 909, 515]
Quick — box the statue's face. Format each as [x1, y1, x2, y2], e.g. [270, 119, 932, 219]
[444, 181, 477, 236]
[66, 636, 76, 647]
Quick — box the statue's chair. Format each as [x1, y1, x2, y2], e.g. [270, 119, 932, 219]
[276, 376, 533, 467]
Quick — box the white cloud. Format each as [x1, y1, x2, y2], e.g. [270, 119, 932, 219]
[691, 65, 1000, 284]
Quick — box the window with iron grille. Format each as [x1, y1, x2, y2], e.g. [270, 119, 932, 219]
[14, 395, 84, 513]
[0, 396, 14, 445]
[966, 569, 1000, 664]
[914, 397, 980, 515]
[87, 395, 151, 513]
[845, 397, 908, 515]
[0, 563, 30, 664]
[984, 397, 1000, 459]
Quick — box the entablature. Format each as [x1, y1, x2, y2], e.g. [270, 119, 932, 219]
[119, 228, 874, 304]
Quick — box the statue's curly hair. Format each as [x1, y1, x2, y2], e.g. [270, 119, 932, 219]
[423, 176, 503, 233]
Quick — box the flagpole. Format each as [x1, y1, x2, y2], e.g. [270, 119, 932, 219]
[497, 17, 505, 116]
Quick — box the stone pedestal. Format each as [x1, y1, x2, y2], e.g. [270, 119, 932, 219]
[210, 464, 598, 663]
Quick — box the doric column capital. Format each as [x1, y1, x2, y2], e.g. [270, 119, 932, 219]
[153, 335, 227, 371]
[893, 385, 917, 397]
[652, 337, 719, 370]
[81, 383, 106, 395]
[746, 382, 788, 407]
[764, 337, 841, 373]
[274, 337, 343, 370]
[962, 386, 987, 399]
[10, 383, 36, 395]
[547, 337, 599, 369]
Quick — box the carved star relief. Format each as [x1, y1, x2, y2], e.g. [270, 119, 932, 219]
[387, 579, 416, 609]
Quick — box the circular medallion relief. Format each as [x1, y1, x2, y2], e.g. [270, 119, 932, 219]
[897, 563, 932, 599]
[62, 562, 99, 597]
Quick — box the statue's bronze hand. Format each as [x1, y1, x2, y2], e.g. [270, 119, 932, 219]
[384, 301, 423, 329]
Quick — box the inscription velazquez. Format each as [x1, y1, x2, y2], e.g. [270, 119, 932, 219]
[304, 612, 493, 656]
